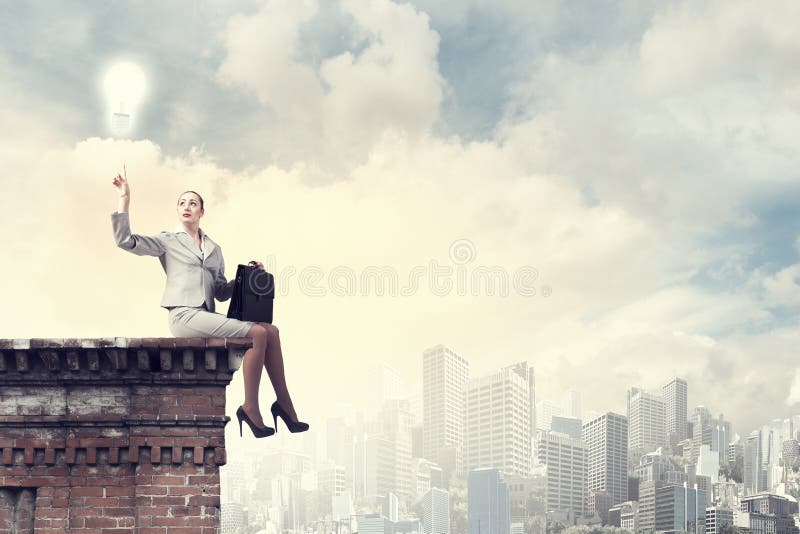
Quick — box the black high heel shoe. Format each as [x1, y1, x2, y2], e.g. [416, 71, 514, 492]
[236, 406, 275, 438]
[271, 401, 310, 433]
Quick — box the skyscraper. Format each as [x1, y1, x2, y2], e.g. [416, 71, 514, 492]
[423, 345, 469, 478]
[744, 430, 768, 495]
[535, 429, 587, 516]
[627, 387, 666, 454]
[465, 365, 530, 476]
[535, 399, 562, 431]
[365, 363, 405, 418]
[422, 487, 450, 534]
[583, 412, 629, 507]
[508, 362, 536, 457]
[562, 389, 582, 419]
[365, 399, 414, 498]
[739, 493, 800, 534]
[468, 468, 510, 534]
[663, 378, 688, 450]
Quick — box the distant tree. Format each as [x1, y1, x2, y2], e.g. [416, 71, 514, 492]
[449, 478, 468, 534]
[719, 523, 740, 534]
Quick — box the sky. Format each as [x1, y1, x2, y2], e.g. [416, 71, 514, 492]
[1, 0, 800, 452]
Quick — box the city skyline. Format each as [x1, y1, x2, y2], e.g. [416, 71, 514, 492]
[218, 341, 800, 532]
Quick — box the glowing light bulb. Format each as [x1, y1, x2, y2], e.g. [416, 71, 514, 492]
[103, 61, 147, 136]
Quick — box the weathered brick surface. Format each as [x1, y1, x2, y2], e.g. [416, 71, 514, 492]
[0, 337, 249, 534]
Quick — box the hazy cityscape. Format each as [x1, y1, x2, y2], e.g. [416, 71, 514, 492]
[219, 345, 800, 534]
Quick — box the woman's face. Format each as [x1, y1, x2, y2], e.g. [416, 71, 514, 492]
[177, 193, 204, 224]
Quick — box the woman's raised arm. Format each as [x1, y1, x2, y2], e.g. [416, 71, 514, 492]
[110, 166, 166, 257]
[112, 164, 131, 213]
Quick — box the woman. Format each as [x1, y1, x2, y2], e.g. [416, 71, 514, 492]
[111, 166, 308, 438]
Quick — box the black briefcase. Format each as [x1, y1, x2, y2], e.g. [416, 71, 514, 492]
[227, 264, 275, 324]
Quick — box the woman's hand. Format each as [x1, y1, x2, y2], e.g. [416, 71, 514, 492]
[249, 260, 265, 270]
[112, 165, 130, 197]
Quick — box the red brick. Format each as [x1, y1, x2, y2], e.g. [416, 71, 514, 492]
[106, 486, 134, 497]
[84, 497, 118, 507]
[84, 516, 118, 528]
[168, 486, 201, 496]
[136, 485, 168, 496]
[150, 496, 187, 506]
[70, 487, 104, 497]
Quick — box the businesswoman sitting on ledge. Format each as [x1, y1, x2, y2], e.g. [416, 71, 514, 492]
[111, 167, 308, 438]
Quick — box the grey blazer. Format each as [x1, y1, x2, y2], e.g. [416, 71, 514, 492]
[111, 211, 235, 312]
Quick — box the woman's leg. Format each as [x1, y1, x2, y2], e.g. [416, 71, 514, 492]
[258, 323, 299, 421]
[241, 324, 269, 427]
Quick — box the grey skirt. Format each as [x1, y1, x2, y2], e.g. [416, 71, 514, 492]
[167, 304, 255, 338]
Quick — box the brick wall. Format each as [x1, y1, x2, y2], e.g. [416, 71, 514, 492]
[0, 337, 250, 534]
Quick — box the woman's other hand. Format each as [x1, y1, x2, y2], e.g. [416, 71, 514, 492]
[249, 260, 265, 270]
[112, 164, 130, 197]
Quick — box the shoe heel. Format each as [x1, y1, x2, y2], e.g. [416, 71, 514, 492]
[273, 414, 279, 433]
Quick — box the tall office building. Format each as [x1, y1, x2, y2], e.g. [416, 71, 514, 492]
[551, 416, 582, 440]
[627, 387, 666, 454]
[536, 399, 562, 431]
[663, 378, 688, 449]
[727, 441, 743, 466]
[562, 389, 582, 420]
[706, 507, 734, 534]
[319, 461, 347, 496]
[382, 493, 399, 522]
[688, 407, 732, 465]
[635, 448, 686, 484]
[583, 412, 629, 507]
[365, 363, 405, 417]
[327, 415, 358, 495]
[783, 439, 799, 466]
[358, 514, 393, 534]
[535, 430, 587, 516]
[508, 362, 536, 457]
[422, 487, 450, 534]
[744, 431, 767, 495]
[365, 435, 399, 499]
[638, 481, 706, 534]
[738, 494, 800, 534]
[221, 502, 245, 534]
[465, 365, 530, 476]
[761, 421, 785, 489]
[468, 468, 510, 534]
[220, 460, 249, 505]
[423, 345, 469, 478]
[365, 399, 414, 498]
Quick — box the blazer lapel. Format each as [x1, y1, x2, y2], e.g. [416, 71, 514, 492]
[175, 232, 203, 261]
[203, 237, 217, 260]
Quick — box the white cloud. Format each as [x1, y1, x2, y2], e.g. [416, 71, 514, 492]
[788, 368, 800, 406]
[216, 0, 444, 167]
[320, 0, 444, 158]
[217, 0, 323, 122]
[496, 0, 800, 236]
[763, 264, 800, 308]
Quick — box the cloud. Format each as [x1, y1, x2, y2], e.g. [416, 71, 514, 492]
[217, 0, 323, 122]
[216, 0, 444, 169]
[320, 0, 444, 158]
[788, 368, 800, 406]
[763, 264, 800, 308]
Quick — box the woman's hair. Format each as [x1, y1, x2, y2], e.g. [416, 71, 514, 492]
[178, 190, 204, 210]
